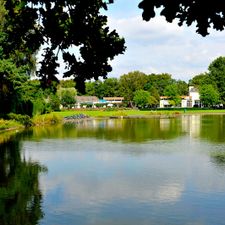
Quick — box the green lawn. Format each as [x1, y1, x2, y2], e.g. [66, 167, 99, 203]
[53, 108, 225, 118]
[0, 119, 23, 131]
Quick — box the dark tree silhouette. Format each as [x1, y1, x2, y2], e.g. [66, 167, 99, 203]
[138, 0, 225, 36]
[1, 0, 126, 93]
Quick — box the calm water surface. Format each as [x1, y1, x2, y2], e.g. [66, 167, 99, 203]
[1, 115, 225, 225]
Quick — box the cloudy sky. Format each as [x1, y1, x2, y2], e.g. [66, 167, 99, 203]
[103, 0, 225, 82]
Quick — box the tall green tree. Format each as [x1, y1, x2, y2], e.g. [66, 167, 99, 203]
[85, 80, 105, 98]
[199, 84, 220, 107]
[58, 88, 76, 108]
[133, 89, 151, 109]
[164, 83, 181, 107]
[208, 56, 225, 103]
[102, 78, 120, 97]
[189, 73, 214, 87]
[119, 71, 148, 104]
[176, 80, 188, 96]
[148, 86, 160, 105]
[0, 59, 31, 114]
[145, 73, 174, 96]
[59, 79, 76, 88]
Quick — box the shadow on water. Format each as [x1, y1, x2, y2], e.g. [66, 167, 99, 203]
[0, 133, 47, 225]
[210, 151, 225, 170]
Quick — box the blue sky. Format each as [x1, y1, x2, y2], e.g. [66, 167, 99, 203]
[103, 0, 225, 82]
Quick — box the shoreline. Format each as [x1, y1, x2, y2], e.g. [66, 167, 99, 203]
[1, 111, 225, 134]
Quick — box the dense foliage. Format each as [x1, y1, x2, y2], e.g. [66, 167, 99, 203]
[138, 0, 225, 36]
[0, 0, 126, 93]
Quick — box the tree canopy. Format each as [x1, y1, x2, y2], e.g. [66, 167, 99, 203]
[208, 56, 225, 103]
[0, 0, 126, 93]
[138, 0, 225, 36]
[199, 84, 220, 107]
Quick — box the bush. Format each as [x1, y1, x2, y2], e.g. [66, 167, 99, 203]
[7, 113, 33, 127]
[33, 99, 46, 116]
[32, 113, 62, 125]
[0, 119, 21, 131]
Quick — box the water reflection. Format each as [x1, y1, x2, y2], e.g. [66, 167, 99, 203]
[0, 135, 46, 225]
[23, 136, 225, 225]
[23, 114, 225, 143]
[1, 115, 225, 225]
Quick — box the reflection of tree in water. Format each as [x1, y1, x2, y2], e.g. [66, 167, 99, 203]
[210, 151, 225, 170]
[0, 137, 46, 225]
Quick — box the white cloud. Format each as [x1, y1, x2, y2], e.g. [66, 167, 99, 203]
[107, 15, 225, 81]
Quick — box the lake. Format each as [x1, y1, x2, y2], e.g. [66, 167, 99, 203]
[1, 114, 225, 225]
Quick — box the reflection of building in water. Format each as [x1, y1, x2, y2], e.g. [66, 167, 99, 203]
[159, 115, 201, 138]
[181, 115, 190, 133]
[160, 118, 171, 131]
[78, 119, 123, 129]
[181, 115, 201, 138]
[189, 115, 201, 138]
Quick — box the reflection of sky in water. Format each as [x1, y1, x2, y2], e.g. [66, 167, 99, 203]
[22, 132, 225, 225]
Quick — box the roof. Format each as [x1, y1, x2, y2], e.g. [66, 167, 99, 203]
[189, 87, 199, 92]
[76, 96, 99, 103]
[160, 96, 192, 100]
[103, 97, 124, 101]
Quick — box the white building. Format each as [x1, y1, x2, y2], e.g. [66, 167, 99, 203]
[189, 86, 201, 107]
[159, 86, 201, 108]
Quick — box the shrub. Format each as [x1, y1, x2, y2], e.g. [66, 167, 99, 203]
[33, 99, 46, 116]
[7, 113, 33, 127]
[0, 119, 21, 130]
[32, 113, 62, 125]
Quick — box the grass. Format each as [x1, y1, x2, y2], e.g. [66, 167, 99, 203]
[0, 119, 23, 131]
[53, 108, 225, 118]
[53, 109, 169, 118]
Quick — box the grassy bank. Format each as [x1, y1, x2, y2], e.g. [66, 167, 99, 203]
[0, 113, 62, 133]
[0, 119, 23, 132]
[53, 108, 225, 118]
[1, 108, 225, 133]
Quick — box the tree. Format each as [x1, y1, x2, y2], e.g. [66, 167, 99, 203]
[144, 73, 174, 95]
[85, 80, 105, 98]
[199, 84, 220, 107]
[85, 81, 96, 97]
[208, 56, 225, 103]
[0, 59, 31, 114]
[119, 71, 148, 104]
[59, 88, 76, 108]
[102, 78, 120, 97]
[133, 90, 151, 108]
[138, 0, 225, 36]
[189, 73, 214, 87]
[148, 86, 160, 106]
[1, 0, 126, 93]
[59, 79, 76, 88]
[47, 94, 61, 112]
[164, 84, 181, 106]
[176, 80, 188, 96]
